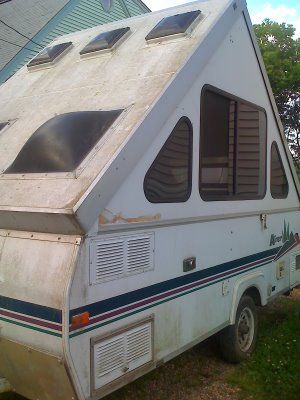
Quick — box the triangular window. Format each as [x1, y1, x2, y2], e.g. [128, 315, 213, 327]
[271, 142, 288, 198]
[144, 117, 193, 203]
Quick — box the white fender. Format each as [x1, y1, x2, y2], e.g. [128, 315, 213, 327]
[229, 271, 266, 325]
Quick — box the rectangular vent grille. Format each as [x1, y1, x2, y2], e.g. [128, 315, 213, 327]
[93, 320, 153, 389]
[296, 255, 300, 271]
[290, 253, 300, 287]
[90, 233, 154, 284]
[291, 254, 300, 273]
[291, 259, 296, 273]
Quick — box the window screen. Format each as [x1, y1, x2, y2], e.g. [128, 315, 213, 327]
[5, 110, 122, 174]
[27, 42, 72, 68]
[145, 10, 201, 41]
[80, 27, 130, 55]
[144, 117, 193, 203]
[270, 142, 288, 198]
[200, 87, 267, 200]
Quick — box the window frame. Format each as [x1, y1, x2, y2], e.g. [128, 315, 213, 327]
[270, 141, 289, 199]
[199, 85, 268, 202]
[143, 116, 193, 204]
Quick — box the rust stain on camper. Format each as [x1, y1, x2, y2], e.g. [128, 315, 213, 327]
[99, 209, 161, 225]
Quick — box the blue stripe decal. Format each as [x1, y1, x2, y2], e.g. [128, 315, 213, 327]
[69, 258, 273, 338]
[0, 247, 280, 328]
[70, 247, 279, 319]
[0, 295, 62, 324]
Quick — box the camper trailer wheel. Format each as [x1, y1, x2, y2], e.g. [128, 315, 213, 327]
[219, 295, 258, 363]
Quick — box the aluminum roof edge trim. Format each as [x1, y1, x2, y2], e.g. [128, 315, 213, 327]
[0, 205, 73, 214]
[0, 209, 84, 235]
[73, 0, 240, 232]
[242, 5, 300, 202]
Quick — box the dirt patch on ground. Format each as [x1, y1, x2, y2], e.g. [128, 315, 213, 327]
[291, 287, 300, 300]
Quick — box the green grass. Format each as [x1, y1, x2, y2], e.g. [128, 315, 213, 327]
[228, 296, 300, 400]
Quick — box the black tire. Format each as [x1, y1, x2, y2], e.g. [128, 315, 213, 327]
[219, 295, 258, 363]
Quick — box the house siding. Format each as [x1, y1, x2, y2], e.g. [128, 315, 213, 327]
[0, 0, 69, 71]
[0, 0, 149, 84]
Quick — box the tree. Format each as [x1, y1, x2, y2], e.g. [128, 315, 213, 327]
[254, 19, 300, 162]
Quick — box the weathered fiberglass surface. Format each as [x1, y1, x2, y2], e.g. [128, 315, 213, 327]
[0, 0, 231, 211]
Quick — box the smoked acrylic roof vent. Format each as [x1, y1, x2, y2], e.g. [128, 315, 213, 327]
[80, 27, 131, 56]
[5, 110, 123, 174]
[27, 42, 73, 70]
[0, 122, 8, 132]
[146, 10, 202, 42]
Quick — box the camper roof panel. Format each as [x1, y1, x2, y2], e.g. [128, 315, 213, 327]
[4, 0, 285, 222]
[5, 110, 122, 174]
[27, 42, 73, 68]
[80, 27, 130, 55]
[145, 10, 201, 41]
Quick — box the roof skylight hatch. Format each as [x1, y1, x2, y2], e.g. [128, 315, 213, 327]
[27, 42, 73, 70]
[80, 27, 131, 57]
[5, 110, 123, 175]
[146, 10, 202, 42]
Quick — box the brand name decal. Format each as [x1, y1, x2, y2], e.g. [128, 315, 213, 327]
[270, 221, 293, 247]
[270, 234, 283, 246]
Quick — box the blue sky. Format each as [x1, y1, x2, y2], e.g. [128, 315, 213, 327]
[144, 1, 300, 36]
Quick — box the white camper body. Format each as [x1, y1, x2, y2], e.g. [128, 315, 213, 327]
[0, 1, 300, 399]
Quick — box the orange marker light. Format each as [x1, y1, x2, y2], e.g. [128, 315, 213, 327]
[71, 312, 90, 329]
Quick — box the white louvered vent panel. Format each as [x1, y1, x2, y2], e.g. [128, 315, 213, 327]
[127, 235, 154, 275]
[126, 322, 152, 369]
[296, 255, 300, 271]
[90, 239, 125, 284]
[290, 253, 300, 287]
[94, 334, 125, 388]
[291, 253, 300, 273]
[93, 320, 153, 390]
[90, 233, 154, 284]
[291, 259, 296, 273]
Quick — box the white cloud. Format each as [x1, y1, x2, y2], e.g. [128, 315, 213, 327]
[250, 3, 300, 37]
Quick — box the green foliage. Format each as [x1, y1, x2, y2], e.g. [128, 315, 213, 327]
[254, 20, 300, 160]
[282, 220, 291, 243]
[229, 297, 300, 400]
[294, 162, 300, 180]
[254, 20, 300, 95]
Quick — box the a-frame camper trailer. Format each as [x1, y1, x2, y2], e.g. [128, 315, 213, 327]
[0, 0, 299, 399]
